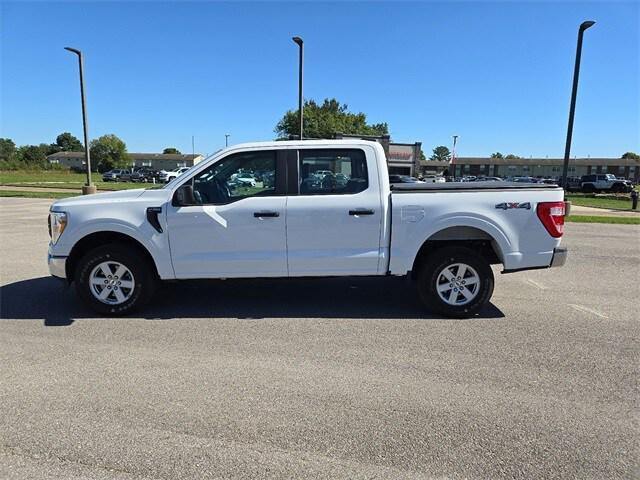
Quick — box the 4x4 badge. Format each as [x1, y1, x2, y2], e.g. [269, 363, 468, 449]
[495, 202, 531, 210]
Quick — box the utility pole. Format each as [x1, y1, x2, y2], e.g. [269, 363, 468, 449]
[64, 47, 96, 194]
[292, 36, 304, 139]
[451, 135, 459, 177]
[561, 20, 596, 189]
[225, 134, 230, 147]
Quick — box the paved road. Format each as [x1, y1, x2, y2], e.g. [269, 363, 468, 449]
[1, 197, 638, 479]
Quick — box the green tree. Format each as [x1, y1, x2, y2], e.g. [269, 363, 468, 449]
[0, 138, 16, 161]
[90, 134, 130, 171]
[56, 132, 84, 152]
[505, 154, 521, 159]
[163, 147, 181, 154]
[490, 152, 504, 159]
[621, 152, 640, 159]
[15, 144, 50, 165]
[274, 98, 389, 139]
[430, 146, 451, 162]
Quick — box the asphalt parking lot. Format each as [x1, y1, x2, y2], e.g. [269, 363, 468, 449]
[1, 196, 638, 479]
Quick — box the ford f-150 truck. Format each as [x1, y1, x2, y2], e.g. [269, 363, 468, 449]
[47, 140, 567, 317]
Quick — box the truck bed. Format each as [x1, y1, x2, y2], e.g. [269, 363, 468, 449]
[391, 181, 561, 192]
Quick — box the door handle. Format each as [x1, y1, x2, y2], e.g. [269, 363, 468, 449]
[254, 211, 280, 218]
[349, 209, 375, 216]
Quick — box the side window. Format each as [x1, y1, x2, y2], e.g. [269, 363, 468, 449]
[189, 150, 277, 205]
[299, 149, 368, 195]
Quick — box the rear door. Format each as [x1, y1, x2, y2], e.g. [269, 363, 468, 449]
[285, 146, 384, 276]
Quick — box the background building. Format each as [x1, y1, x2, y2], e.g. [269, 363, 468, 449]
[449, 157, 639, 181]
[47, 152, 204, 171]
[334, 133, 422, 176]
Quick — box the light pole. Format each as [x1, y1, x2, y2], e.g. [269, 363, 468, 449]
[225, 134, 230, 147]
[292, 36, 304, 139]
[561, 20, 595, 190]
[451, 135, 459, 177]
[64, 47, 96, 194]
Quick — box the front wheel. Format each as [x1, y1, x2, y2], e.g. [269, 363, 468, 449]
[75, 243, 156, 316]
[416, 246, 494, 318]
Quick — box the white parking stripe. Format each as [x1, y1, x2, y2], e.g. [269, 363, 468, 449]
[567, 304, 609, 319]
[526, 278, 547, 290]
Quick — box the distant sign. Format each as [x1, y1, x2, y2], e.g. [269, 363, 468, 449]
[388, 145, 414, 163]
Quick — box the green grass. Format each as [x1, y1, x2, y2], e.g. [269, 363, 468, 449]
[0, 190, 81, 199]
[566, 215, 640, 225]
[0, 170, 161, 191]
[566, 194, 636, 211]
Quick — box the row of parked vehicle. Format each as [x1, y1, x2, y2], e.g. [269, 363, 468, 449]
[102, 166, 191, 183]
[389, 173, 635, 193]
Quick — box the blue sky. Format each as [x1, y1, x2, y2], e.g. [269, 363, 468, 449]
[1, 1, 638, 158]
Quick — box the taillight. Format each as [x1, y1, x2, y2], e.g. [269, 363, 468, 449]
[537, 201, 565, 238]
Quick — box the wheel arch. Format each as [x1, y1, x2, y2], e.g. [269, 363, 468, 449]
[410, 226, 503, 278]
[66, 231, 159, 283]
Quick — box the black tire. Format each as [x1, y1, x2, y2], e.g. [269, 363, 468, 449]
[74, 243, 156, 316]
[416, 246, 494, 318]
[582, 184, 595, 193]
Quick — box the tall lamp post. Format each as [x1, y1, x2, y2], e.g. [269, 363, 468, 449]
[225, 134, 230, 147]
[64, 47, 96, 195]
[451, 135, 459, 177]
[292, 36, 304, 140]
[561, 21, 595, 190]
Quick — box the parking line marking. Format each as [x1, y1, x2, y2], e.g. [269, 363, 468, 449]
[567, 304, 609, 319]
[526, 278, 547, 290]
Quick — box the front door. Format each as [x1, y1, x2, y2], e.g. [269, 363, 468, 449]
[286, 147, 384, 276]
[166, 149, 288, 278]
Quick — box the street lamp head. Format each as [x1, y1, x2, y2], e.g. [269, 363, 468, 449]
[580, 20, 596, 31]
[292, 36, 303, 46]
[64, 47, 82, 56]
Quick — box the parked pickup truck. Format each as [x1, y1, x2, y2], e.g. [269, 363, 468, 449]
[48, 140, 568, 317]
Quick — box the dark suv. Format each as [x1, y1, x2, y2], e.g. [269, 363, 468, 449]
[131, 167, 161, 183]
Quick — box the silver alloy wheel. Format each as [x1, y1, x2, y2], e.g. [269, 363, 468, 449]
[436, 262, 480, 306]
[89, 261, 135, 305]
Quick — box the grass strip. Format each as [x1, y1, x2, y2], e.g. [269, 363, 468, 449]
[0, 190, 81, 199]
[566, 215, 640, 225]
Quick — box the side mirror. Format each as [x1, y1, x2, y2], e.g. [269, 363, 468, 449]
[173, 184, 196, 206]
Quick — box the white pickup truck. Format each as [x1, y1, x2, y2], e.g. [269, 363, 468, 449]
[48, 140, 567, 317]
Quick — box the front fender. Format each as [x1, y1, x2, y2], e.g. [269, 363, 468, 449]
[55, 219, 174, 280]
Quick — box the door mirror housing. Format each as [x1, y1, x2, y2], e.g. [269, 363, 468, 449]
[173, 184, 196, 206]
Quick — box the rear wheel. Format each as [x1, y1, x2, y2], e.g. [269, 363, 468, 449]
[75, 243, 156, 316]
[416, 246, 494, 318]
[582, 184, 595, 193]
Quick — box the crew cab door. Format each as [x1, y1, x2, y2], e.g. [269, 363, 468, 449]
[166, 149, 288, 278]
[285, 146, 384, 276]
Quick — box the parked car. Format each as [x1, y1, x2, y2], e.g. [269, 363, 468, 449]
[102, 169, 130, 182]
[48, 139, 567, 318]
[512, 176, 537, 183]
[389, 175, 422, 184]
[475, 177, 503, 182]
[580, 174, 632, 193]
[159, 166, 191, 183]
[422, 175, 446, 183]
[564, 177, 583, 192]
[131, 167, 161, 183]
[234, 175, 257, 187]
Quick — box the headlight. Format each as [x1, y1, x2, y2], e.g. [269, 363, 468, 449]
[48, 212, 68, 244]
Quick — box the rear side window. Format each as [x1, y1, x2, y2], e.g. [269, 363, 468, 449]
[299, 149, 368, 195]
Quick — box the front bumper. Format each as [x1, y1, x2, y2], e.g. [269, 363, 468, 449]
[550, 247, 568, 268]
[48, 252, 67, 279]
